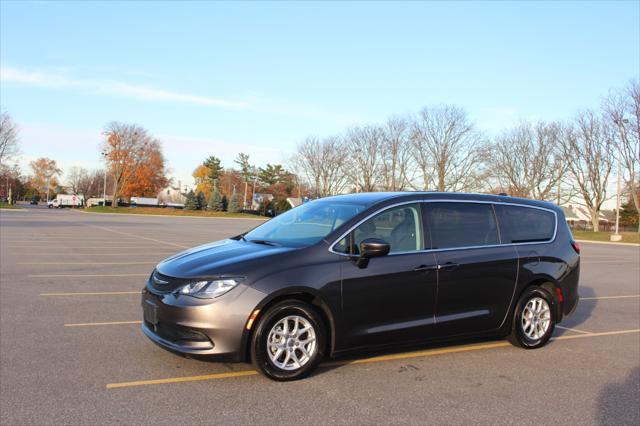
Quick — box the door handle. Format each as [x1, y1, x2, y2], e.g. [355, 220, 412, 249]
[439, 262, 459, 271]
[414, 264, 438, 272]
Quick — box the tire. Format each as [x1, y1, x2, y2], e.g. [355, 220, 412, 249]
[250, 300, 326, 381]
[508, 286, 555, 349]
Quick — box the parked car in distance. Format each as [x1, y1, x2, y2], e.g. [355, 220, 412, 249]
[30, 195, 40, 205]
[130, 197, 159, 207]
[48, 194, 83, 208]
[141, 192, 580, 381]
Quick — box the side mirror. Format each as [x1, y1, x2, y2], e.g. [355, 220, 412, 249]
[354, 238, 390, 268]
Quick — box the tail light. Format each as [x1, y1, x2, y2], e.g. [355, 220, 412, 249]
[570, 240, 580, 254]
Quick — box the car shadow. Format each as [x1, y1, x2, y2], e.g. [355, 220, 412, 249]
[597, 367, 640, 425]
[311, 334, 509, 377]
[190, 287, 600, 376]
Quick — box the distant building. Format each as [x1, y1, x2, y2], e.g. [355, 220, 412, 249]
[158, 186, 186, 206]
[561, 203, 610, 229]
[286, 197, 303, 209]
[252, 193, 273, 210]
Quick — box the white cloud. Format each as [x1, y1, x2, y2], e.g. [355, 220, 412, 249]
[0, 66, 248, 109]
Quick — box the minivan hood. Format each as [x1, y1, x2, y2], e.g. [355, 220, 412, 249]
[156, 239, 295, 278]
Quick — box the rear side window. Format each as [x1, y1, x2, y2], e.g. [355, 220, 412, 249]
[425, 202, 499, 249]
[495, 205, 556, 243]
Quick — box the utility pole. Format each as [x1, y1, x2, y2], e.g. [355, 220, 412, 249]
[251, 178, 257, 210]
[243, 180, 248, 209]
[611, 117, 628, 241]
[102, 151, 108, 206]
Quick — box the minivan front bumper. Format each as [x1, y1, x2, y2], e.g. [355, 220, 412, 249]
[141, 284, 267, 361]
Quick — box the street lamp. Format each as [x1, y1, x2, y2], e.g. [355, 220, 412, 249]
[101, 151, 108, 206]
[611, 117, 629, 241]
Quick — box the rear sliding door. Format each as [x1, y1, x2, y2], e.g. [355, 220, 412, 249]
[424, 202, 519, 336]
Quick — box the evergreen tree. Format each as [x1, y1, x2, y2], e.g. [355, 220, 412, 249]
[184, 190, 198, 210]
[203, 156, 223, 182]
[228, 193, 242, 213]
[196, 191, 205, 210]
[207, 185, 225, 211]
[620, 198, 639, 228]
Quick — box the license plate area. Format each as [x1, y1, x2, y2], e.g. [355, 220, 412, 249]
[143, 300, 158, 325]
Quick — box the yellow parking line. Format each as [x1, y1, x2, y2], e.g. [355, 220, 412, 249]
[105, 328, 640, 389]
[555, 325, 592, 335]
[65, 320, 142, 327]
[581, 295, 640, 300]
[28, 273, 149, 278]
[9, 245, 166, 249]
[69, 221, 189, 250]
[19, 262, 156, 265]
[107, 370, 259, 389]
[9, 252, 172, 256]
[41, 291, 141, 296]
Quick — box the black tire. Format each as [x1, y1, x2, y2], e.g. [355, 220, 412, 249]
[508, 286, 556, 349]
[250, 300, 326, 381]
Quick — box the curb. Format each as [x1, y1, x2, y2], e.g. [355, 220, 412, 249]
[575, 239, 640, 247]
[73, 209, 267, 221]
[0, 208, 28, 212]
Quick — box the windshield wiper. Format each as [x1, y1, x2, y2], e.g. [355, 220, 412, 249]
[247, 239, 280, 247]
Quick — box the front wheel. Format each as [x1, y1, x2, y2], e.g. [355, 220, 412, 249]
[508, 286, 555, 349]
[250, 300, 326, 381]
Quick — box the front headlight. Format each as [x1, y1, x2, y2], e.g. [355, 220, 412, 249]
[175, 278, 241, 298]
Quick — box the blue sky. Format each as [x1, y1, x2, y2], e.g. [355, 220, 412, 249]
[1, 1, 639, 188]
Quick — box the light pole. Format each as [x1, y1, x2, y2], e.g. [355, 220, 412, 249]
[101, 151, 108, 206]
[251, 178, 257, 210]
[611, 117, 629, 241]
[243, 180, 248, 210]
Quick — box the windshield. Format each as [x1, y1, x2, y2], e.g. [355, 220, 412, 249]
[244, 200, 367, 248]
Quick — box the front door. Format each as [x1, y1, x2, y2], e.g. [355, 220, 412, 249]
[336, 203, 438, 349]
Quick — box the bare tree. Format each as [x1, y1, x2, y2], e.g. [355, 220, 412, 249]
[66, 166, 89, 195]
[66, 166, 107, 203]
[560, 111, 616, 231]
[88, 169, 109, 198]
[488, 121, 569, 201]
[411, 105, 485, 192]
[605, 80, 640, 231]
[0, 111, 19, 166]
[380, 116, 414, 191]
[343, 125, 384, 192]
[290, 136, 349, 197]
[102, 122, 157, 207]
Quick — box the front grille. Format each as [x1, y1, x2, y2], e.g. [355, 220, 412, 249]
[146, 321, 211, 343]
[148, 270, 187, 294]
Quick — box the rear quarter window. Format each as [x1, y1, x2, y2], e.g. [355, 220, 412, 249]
[495, 205, 556, 243]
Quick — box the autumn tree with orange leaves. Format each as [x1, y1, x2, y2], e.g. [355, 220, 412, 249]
[29, 157, 62, 201]
[102, 122, 168, 206]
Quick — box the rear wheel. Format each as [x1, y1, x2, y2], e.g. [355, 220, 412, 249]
[250, 300, 326, 381]
[508, 286, 555, 349]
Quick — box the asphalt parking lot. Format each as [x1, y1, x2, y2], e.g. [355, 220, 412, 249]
[1, 207, 639, 425]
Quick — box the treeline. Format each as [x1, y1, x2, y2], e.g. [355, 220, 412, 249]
[185, 154, 306, 214]
[290, 80, 639, 231]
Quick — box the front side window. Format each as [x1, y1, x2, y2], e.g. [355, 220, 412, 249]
[244, 200, 366, 248]
[426, 202, 499, 249]
[334, 204, 423, 255]
[495, 205, 556, 243]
